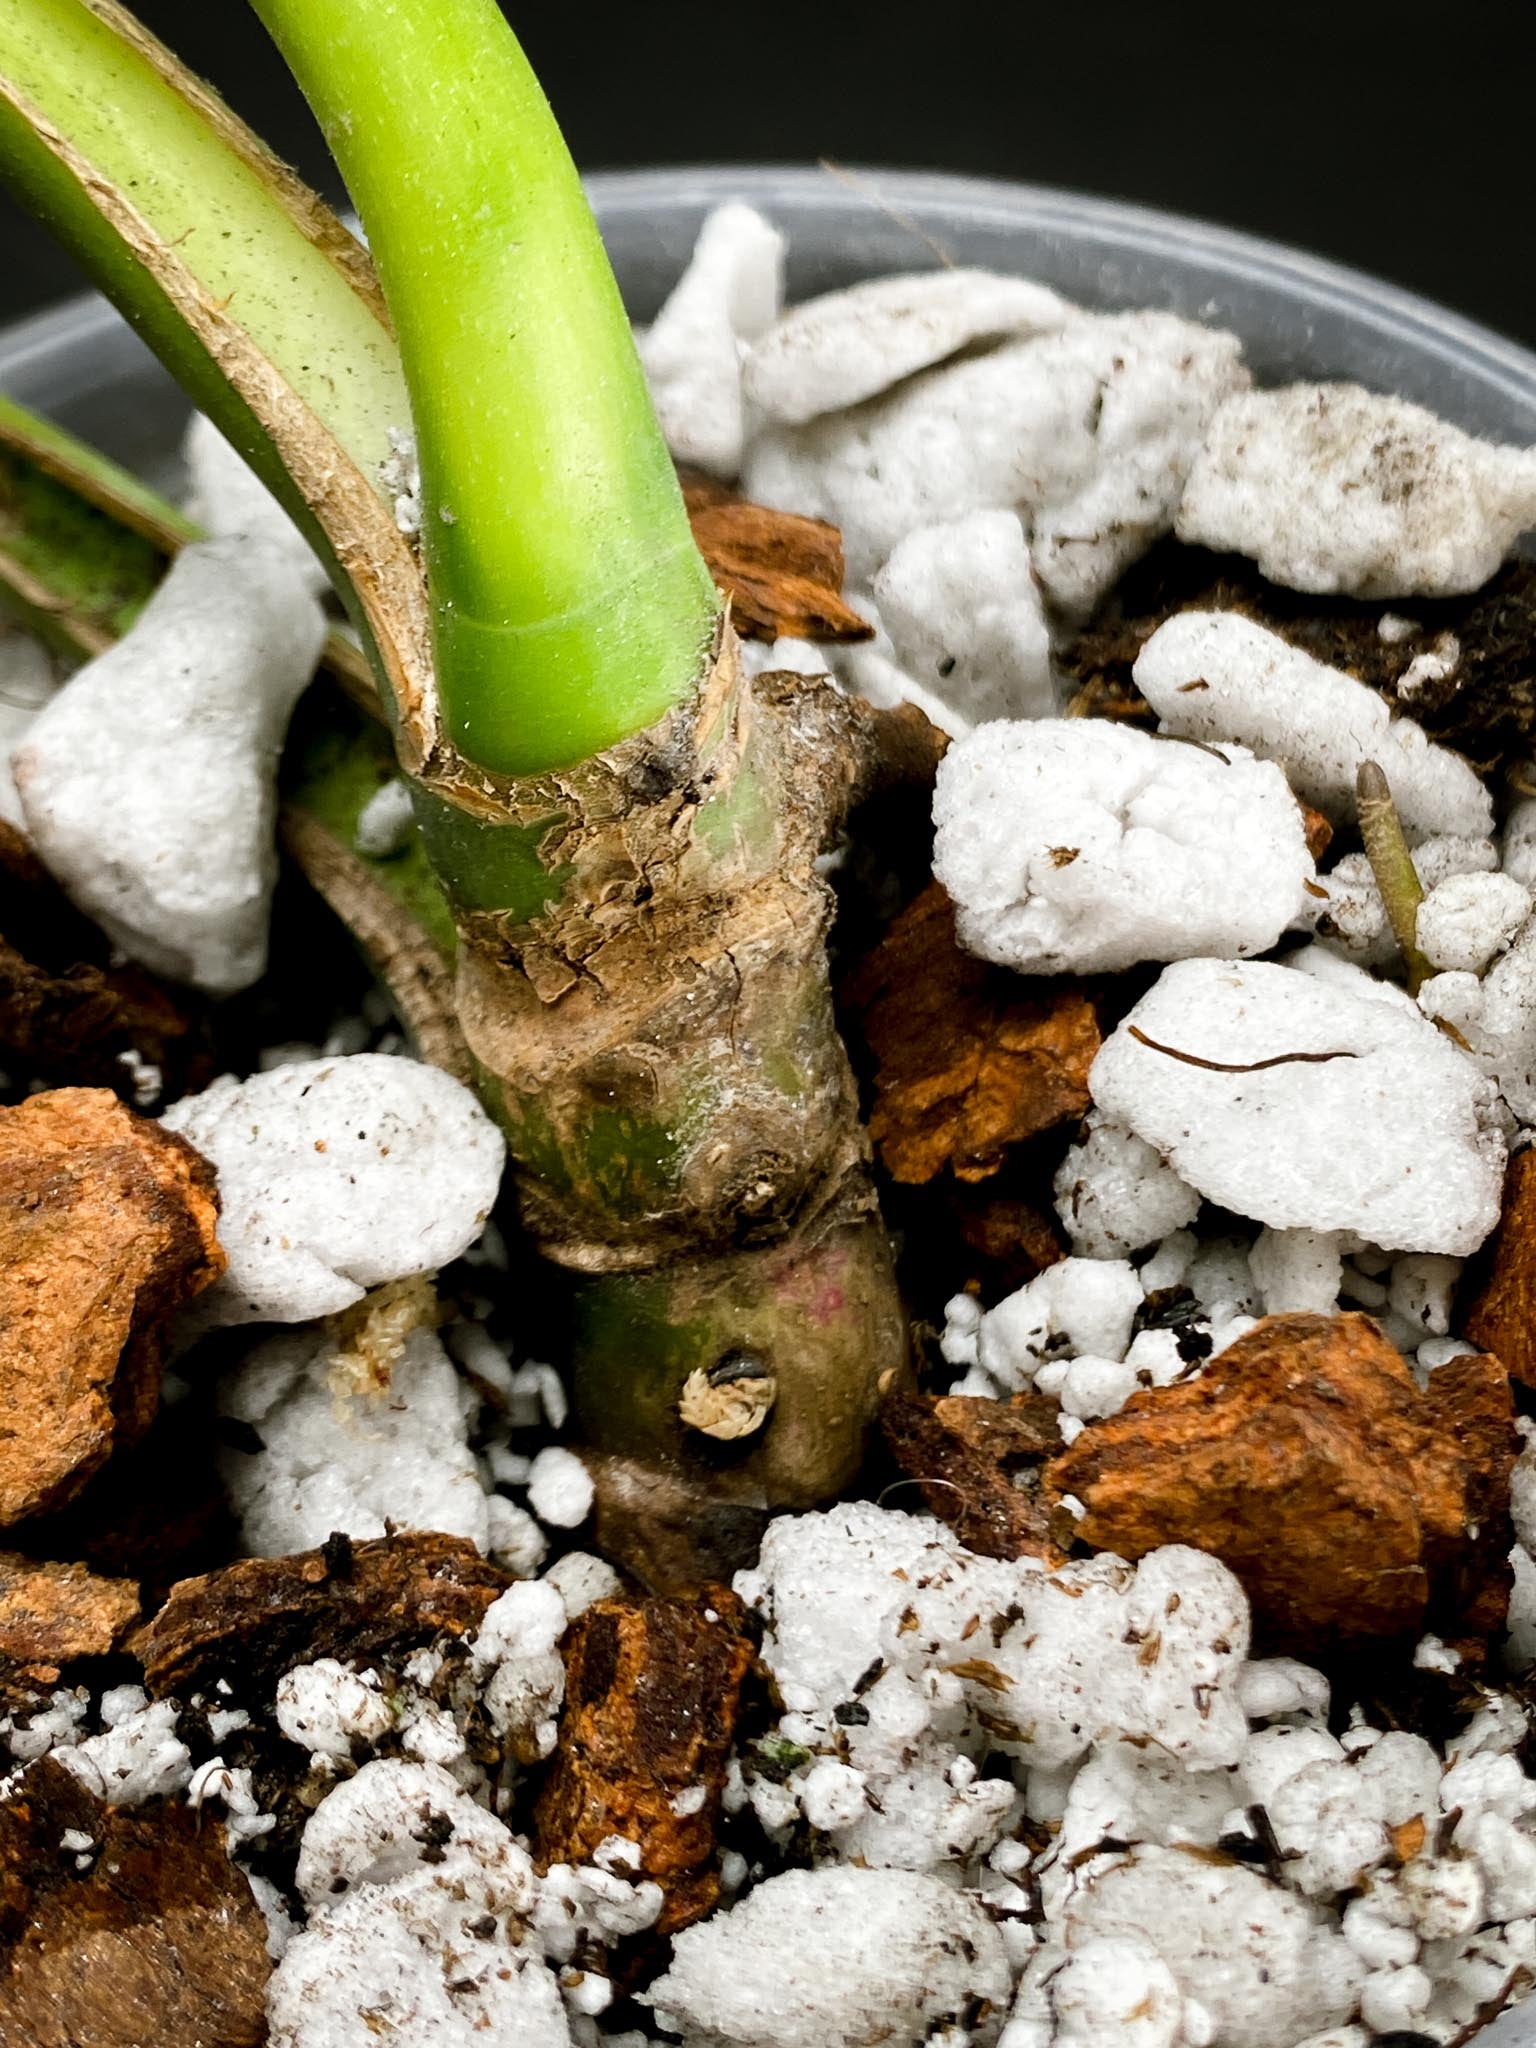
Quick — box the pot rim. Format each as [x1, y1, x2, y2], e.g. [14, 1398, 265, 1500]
[4, 164, 1536, 416]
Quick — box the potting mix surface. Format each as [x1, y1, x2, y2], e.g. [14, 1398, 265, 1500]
[6, 204, 1536, 2048]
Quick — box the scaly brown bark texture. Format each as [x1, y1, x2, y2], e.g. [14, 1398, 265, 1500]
[453, 636, 869, 1263]
[844, 879, 1100, 1185]
[0, 1553, 139, 1703]
[137, 1531, 509, 1702]
[1465, 1147, 1536, 1386]
[532, 1590, 754, 1935]
[436, 630, 912, 1562]
[0, 1758, 270, 2047]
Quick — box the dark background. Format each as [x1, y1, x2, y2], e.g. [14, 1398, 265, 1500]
[5, 1, 1535, 349]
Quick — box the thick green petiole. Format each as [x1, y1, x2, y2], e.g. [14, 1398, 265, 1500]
[0, 392, 376, 704]
[0, 390, 197, 553]
[251, 0, 719, 778]
[0, 0, 430, 739]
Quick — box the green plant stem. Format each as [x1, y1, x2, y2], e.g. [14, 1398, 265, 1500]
[0, 3, 906, 1574]
[0, 0, 405, 534]
[0, 393, 376, 705]
[0, 407, 457, 1054]
[251, 0, 718, 778]
[0, 390, 196, 551]
[0, 0, 431, 736]
[1357, 759, 1432, 994]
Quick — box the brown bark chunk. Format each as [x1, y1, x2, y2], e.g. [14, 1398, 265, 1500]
[1299, 804, 1334, 864]
[930, 1174, 1067, 1295]
[1465, 1148, 1536, 1387]
[882, 1392, 1063, 1560]
[1046, 1312, 1518, 1655]
[532, 1591, 754, 1935]
[13, 1404, 235, 1615]
[0, 821, 209, 1103]
[682, 472, 874, 643]
[844, 881, 1100, 1184]
[0, 1088, 223, 1526]
[136, 1531, 509, 1703]
[0, 1554, 138, 1700]
[0, 1758, 269, 2047]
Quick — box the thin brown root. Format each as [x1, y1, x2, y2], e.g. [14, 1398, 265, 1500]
[816, 159, 956, 269]
[1127, 1025, 1359, 1074]
[279, 805, 471, 1082]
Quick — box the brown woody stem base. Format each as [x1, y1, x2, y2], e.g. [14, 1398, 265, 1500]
[425, 627, 914, 1582]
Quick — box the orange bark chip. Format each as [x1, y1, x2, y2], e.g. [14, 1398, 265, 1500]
[533, 1590, 754, 1935]
[844, 882, 1100, 1185]
[1464, 1147, 1536, 1387]
[1047, 1312, 1517, 1655]
[682, 472, 874, 643]
[0, 1088, 223, 1526]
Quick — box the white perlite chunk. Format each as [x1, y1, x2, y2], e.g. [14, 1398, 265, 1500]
[932, 717, 1314, 974]
[871, 512, 1055, 723]
[1417, 871, 1531, 975]
[638, 202, 784, 477]
[1314, 836, 1498, 969]
[353, 776, 417, 859]
[743, 267, 1069, 427]
[1090, 958, 1505, 1254]
[1134, 610, 1493, 841]
[542, 1552, 621, 1619]
[1053, 1111, 1202, 1257]
[1512, 1422, 1536, 1555]
[219, 1326, 489, 1555]
[1048, 1935, 1186, 2048]
[162, 1055, 504, 1324]
[275, 1661, 394, 1761]
[181, 410, 328, 595]
[484, 1496, 548, 1579]
[0, 626, 56, 830]
[641, 1865, 1011, 2048]
[1237, 1658, 1331, 1722]
[1503, 798, 1536, 891]
[1176, 382, 1536, 597]
[55, 1700, 191, 1806]
[1396, 629, 1462, 702]
[741, 1507, 1250, 1781]
[273, 1759, 567, 2048]
[294, 1758, 536, 1909]
[967, 1257, 1143, 1391]
[15, 538, 326, 992]
[525, 1446, 594, 1529]
[1425, 916, 1536, 1126]
[268, 1899, 569, 2048]
[745, 309, 1248, 613]
[1067, 1848, 1363, 2048]
[1249, 1227, 1344, 1315]
[470, 1580, 567, 1760]
[1388, 1252, 1462, 1337]
[822, 592, 970, 738]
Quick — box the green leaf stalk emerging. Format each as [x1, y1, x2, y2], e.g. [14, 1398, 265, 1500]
[252, 0, 719, 777]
